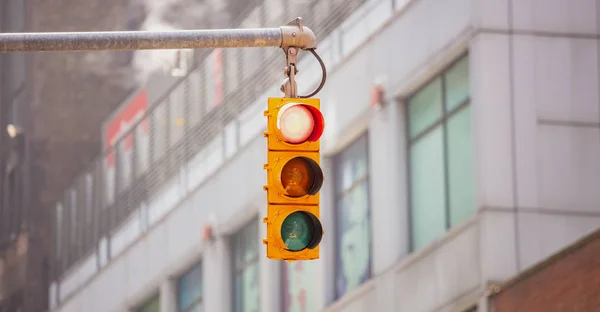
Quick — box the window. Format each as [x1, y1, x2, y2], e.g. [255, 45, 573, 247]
[55, 203, 63, 261]
[407, 55, 474, 251]
[70, 189, 77, 249]
[169, 83, 186, 146]
[151, 102, 168, 163]
[178, 263, 203, 312]
[134, 117, 150, 178]
[232, 219, 259, 312]
[464, 305, 478, 312]
[333, 134, 371, 299]
[138, 295, 160, 312]
[282, 261, 318, 312]
[186, 72, 203, 129]
[205, 49, 224, 111]
[85, 174, 93, 224]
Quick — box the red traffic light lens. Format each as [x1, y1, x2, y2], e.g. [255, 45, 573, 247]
[280, 157, 324, 197]
[277, 104, 324, 144]
[279, 104, 314, 143]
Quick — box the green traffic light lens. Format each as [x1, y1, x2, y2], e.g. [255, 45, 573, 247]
[281, 212, 314, 251]
[280, 211, 323, 251]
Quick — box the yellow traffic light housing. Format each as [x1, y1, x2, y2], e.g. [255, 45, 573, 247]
[263, 97, 325, 261]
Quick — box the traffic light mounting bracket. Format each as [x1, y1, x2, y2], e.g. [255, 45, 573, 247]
[279, 18, 327, 100]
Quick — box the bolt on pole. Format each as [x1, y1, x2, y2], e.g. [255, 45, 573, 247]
[0, 18, 316, 53]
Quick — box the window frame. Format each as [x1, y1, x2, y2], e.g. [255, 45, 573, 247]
[332, 132, 373, 300]
[404, 53, 472, 252]
[231, 217, 260, 312]
[137, 292, 160, 312]
[177, 261, 204, 312]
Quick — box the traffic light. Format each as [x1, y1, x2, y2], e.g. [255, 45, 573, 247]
[263, 97, 325, 261]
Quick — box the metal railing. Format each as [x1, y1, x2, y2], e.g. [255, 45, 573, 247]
[51, 0, 367, 281]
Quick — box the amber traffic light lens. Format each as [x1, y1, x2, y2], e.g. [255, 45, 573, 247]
[280, 157, 324, 197]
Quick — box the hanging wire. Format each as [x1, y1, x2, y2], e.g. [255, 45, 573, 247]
[299, 48, 327, 98]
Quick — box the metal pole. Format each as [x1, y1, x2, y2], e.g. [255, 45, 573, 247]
[0, 17, 317, 53]
[0, 28, 282, 53]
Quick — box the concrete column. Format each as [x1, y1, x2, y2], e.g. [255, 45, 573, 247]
[368, 100, 407, 274]
[470, 32, 519, 283]
[159, 278, 177, 312]
[203, 237, 232, 312]
[319, 157, 336, 308]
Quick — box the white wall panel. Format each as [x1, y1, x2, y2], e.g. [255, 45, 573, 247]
[517, 211, 600, 270]
[511, 0, 598, 35]
[479, 209, 518, 282]
[393, 224, 479, 312]
[472, 0, 509, 30]
[537, 125, 600, 212]
[512, 34, 540, 209]
[470, 32, 514, 209]
[531, 37, 599, 124]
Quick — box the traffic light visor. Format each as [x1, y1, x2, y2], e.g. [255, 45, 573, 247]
[277, 103, 324, 144]
[281, 156, 323, 197]
[281, 211, 323, 251]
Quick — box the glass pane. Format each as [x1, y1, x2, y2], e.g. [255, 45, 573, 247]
[85, 174, 93, 223]
[225, 46, 239, 95]
[188, 305, 203, 312]
[169, 83, 186, 146]
[135, 118, 150, 177]
[408, 78, 443, 138]
[55, 203, 63, 257]
[283, 261, 318, 312]
[463, 306, 477, 312]
[336, 180, 371, 298]
[187, 71, 203, 128]
[447, 106, 476, 227]
[139, 296, 160, 312]
[233, 220, 259, 312]
[152, 103, 168, 162]
[117, 134, 133, 191]
[410, 127, 446, 250]
[243, 220, 258, 260]
[445, 57, 470, 111]
[241, 261, 259, 312]
[335, 134, 368, 195]
[234, 271, 243, 312]
[178, 264, 202, 310]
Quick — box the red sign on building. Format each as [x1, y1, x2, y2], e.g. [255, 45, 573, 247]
[103, 89, 149, 201]
[104, 89, 148, 167]
[212, 48, 224, 109]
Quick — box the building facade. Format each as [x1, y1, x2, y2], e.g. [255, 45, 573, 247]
[0, 1, 30, 310]
[48, 0, 600, 312]
[1, 0, 141, 310]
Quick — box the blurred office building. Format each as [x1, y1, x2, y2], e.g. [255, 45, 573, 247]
[12, 0, 600, 312]
[1, 0, 139, 310]
[1, 0, 247, 311]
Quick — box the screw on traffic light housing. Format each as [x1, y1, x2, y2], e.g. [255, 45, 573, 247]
[263, 97, 325, 261]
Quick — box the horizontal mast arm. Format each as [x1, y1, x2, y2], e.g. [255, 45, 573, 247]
[0, 18, 316, 53]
